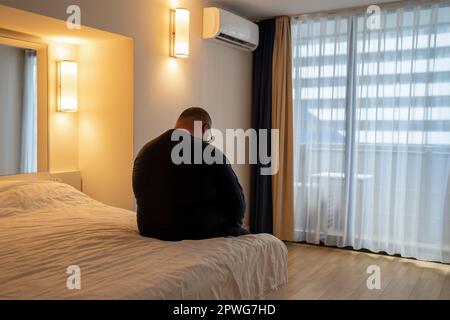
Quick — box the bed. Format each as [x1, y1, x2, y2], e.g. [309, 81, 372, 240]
[0, 180, 288, 300]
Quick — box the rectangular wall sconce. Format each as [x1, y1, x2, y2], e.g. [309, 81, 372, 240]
[170, 8, 190, 58]
[57, 60, 78, 112]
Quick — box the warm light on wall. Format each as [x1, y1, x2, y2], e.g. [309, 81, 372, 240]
[170, 8, 190, 58]
[57, 61, 78, 112]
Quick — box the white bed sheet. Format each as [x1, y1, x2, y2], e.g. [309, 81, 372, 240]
[0, 180, 288, 300]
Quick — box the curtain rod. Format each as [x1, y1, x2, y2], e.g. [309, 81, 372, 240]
[291, 0, 450, 20]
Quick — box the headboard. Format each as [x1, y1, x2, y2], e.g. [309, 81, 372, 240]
[0, 171, 82, 191]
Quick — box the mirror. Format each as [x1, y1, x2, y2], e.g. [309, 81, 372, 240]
[0, 43, 38, 176]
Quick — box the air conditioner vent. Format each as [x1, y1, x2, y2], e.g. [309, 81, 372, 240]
[217, 33, 258, 50]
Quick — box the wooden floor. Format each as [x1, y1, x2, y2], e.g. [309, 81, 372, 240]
[286, 243, 450, 300]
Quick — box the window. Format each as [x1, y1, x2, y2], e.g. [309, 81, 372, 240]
[292, 1, 450, 263]
[355, 6, 450, 146]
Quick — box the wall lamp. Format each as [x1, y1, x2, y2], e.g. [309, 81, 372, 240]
[170, 8, 190, 58]
[57, 60, 78, 112]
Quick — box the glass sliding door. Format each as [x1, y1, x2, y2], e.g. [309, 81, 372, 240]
[292, 1, 450, 263]
[351, 3, 450, 261]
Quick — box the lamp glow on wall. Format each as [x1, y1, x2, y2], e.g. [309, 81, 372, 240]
[57, 60, 78, 112]
[170, 8, 190, 58]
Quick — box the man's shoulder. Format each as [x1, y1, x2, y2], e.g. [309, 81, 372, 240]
[137, 129, 175, 157]
[201, 142, 231, 166]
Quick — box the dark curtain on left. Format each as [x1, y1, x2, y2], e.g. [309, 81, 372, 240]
[250, 19, 276, 234]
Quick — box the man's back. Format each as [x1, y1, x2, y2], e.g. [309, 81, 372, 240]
[133, 129, 245, 241]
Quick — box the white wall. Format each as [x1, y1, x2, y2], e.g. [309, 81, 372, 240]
[78, 38, 134, 210]
[0, 44, 24, 175]
[0, 0, 253, 217]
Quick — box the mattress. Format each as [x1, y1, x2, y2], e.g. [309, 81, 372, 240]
[0, 180, 288, 300]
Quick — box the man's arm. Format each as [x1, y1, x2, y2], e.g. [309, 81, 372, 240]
[214, 154, 246, 227]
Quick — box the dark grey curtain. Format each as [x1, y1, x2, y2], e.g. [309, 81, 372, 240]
[250, 19, 275, 234]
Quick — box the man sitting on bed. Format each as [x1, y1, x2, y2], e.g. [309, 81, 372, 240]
[132, 107, 250, 241]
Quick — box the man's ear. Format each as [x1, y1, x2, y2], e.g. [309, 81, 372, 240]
[202, 123, 210, 134]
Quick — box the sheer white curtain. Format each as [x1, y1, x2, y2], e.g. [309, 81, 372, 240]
[292, 15, 350, 247]
[20, 49, 37, 174]
[292, 2, 450, 263]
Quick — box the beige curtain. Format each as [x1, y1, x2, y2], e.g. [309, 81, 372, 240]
[272, 16, 294, 241]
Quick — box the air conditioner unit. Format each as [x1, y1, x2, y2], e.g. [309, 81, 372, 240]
[203, 7, 259, 51]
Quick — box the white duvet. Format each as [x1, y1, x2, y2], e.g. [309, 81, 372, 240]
[0, 180, 288, 300]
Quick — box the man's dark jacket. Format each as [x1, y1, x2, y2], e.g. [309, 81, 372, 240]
[133, 129, 246, 241]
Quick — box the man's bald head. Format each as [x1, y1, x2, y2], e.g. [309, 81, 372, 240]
[175, 107, 212, 138]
